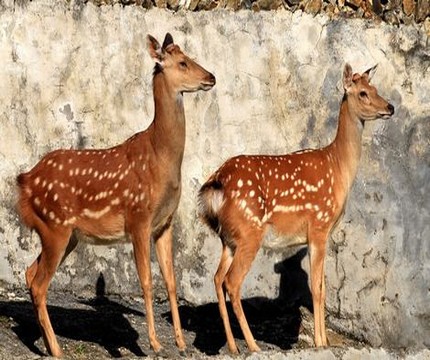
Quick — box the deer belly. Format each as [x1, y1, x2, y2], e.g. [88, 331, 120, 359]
[73, 229, 128, 245]
[262, 225, 307, 250]
[73, 213, 127, 245]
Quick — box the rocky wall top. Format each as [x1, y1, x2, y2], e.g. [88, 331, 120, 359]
[4, 0, 430, 26]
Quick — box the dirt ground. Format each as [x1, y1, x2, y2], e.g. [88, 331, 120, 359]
[0, 284, 365, 360]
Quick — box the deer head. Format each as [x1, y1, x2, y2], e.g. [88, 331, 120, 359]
[147, 33, 216, 93]
[343, 63, 394, 122]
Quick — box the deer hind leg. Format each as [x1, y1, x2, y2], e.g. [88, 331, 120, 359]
[154, 224, 186, 353]
[131, 223, 161, 353]
[26, 255, 40, 289]
[26, 232, 78, 290]
[308, 229, 329, 347]
[59, 233, 79, 266]
[214, 244, 236, 353]
[224, 231, 263, 353]
[27, 226, 73, 357]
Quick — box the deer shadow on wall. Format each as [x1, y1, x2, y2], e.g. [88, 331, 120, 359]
[0, 273, 145, 357]
[174, 247, 312, 355]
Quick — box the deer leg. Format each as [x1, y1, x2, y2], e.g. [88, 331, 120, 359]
[154, 225, 186, 353]
[59, 233, 78, 266]
[214, 245, 236, 354]
[308, 233, 328, 347]
[224, 238, 262, 353]
[26, 255, 40, 289]
[26, 233, 77, 290]
[131, 225, 161, 353]
[27, 227, 72, 357]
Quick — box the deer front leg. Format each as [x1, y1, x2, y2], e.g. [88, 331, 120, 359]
[154, 224, 186, 353]
[309, 232, 328, 347]
[131, 224, 161, 353]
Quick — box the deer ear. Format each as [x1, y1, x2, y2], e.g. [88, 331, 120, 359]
[162, 33, 174, 49]
[147, 35, 164, 63]
[343, 63, 353, 92]
[363, 64, 378, 82]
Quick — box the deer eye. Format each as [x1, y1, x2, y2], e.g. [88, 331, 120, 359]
[179, 61, 187, 69]
[359, 91, 368, 99]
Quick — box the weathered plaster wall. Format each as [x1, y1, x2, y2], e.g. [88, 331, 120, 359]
[0, 0, 429, 349]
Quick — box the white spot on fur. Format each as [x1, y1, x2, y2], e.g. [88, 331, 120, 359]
[239, 199, 247, 210]
[82, 206, 111, 219]
[273, 204, 296, 213]
[64, 216, 77, 226]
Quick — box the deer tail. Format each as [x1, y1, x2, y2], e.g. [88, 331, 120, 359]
[198, 179, 225, 234]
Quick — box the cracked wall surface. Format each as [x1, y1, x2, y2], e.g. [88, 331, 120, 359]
[0, 0, 429, 349]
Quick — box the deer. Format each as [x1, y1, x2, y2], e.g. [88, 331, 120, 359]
[16, 33, 215, 357]
[198, 63, 394, 354]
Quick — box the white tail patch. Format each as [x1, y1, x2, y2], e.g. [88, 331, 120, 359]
[209, 188, 224, 215]
[199, 187, 225, 219]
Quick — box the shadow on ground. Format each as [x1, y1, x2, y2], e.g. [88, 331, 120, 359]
[171, 248, 313, 355]
[0, 274, 146, 357]
[0, 248, 312, 357]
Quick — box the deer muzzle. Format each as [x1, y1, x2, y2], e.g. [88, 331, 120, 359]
[201, 73, 216, 90]
[379, 103, 395, 119]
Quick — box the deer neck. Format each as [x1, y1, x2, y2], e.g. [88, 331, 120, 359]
[329, 98, 364, 192]
[150, 71, 186, 165]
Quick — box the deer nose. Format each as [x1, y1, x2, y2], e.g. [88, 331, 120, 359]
[387, 103, 395, 115]
[208, 73, 216, 85]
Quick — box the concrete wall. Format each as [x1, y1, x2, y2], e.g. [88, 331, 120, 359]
[0, 0, 429, 349]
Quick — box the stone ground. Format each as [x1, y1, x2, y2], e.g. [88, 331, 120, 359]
[0, 289, 428, 360]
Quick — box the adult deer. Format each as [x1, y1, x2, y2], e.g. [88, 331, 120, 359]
[199, 64, 394, 353]
[17, 33, 215, 357]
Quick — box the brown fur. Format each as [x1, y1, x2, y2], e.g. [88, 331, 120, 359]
[199, 64, 394, 354]
[17, 33, 215, 357]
